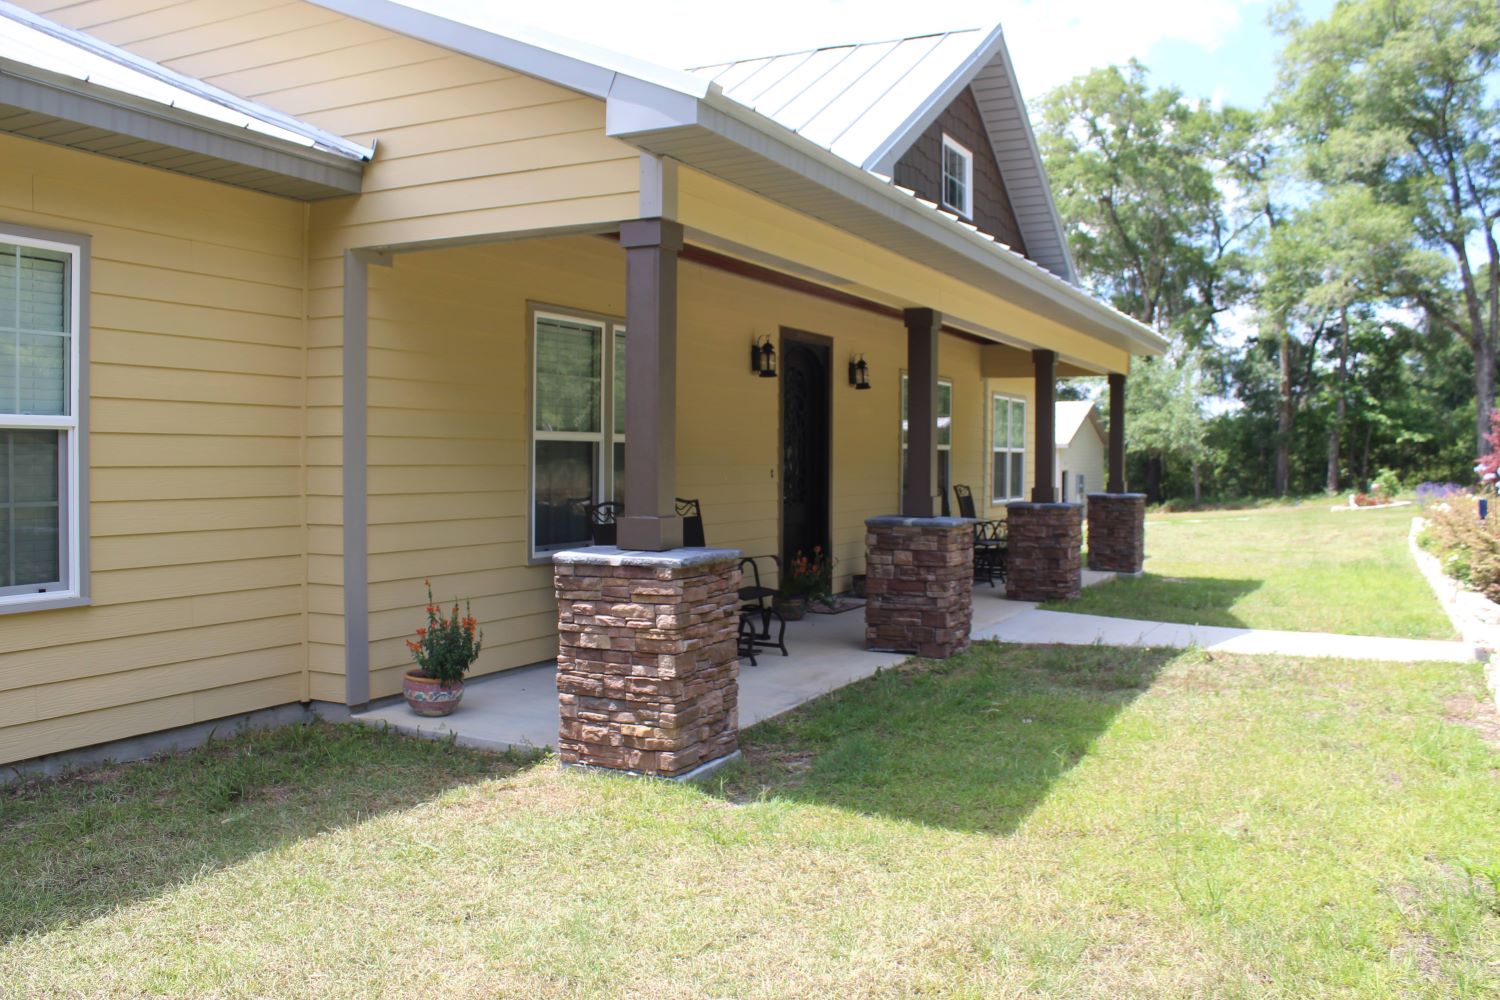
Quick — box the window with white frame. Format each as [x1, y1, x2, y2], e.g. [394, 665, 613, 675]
[992, 393, 1026, 502]
[900, 374, 954, 514]
[0, 232, 84, 610]
[941, 135, 974, 219]
[530, 310, 625, 557]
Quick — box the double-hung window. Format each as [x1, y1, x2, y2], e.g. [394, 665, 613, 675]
[900, 374, 954, 514]
[941, 134, 974, 219]
[0, 230, 86, 612]
[530, 309, 625, 558]
[992, 393, 1026, 502]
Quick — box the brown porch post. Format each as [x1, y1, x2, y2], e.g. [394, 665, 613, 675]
[1031, 349, 1057, 503]
[903, 307, 941, 517]
[1107, 372, 1127, 493]
[617, 218, 684, 551]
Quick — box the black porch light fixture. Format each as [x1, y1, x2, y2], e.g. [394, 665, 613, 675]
[751, 335, 777, 378]
[848, 353, 871, 390]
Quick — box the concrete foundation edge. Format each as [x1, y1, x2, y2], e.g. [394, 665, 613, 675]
[4, 700, 355, 785]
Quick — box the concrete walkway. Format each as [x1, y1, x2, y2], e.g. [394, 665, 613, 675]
[971, 598, 1480, 663]
[356, 569, 1476, 754]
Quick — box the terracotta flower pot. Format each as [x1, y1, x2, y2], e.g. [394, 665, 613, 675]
[402, 670, 464, 717]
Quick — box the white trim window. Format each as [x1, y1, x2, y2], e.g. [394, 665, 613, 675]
[991, 393, 1026, 503]
[900, 373, 954, 513]
[941, 134, 974, 219]
[530, 310, 625, 558]
[0, 231, 85, 611]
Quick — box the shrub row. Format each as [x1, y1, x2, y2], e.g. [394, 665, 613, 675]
[1419, 497, 1500, 601]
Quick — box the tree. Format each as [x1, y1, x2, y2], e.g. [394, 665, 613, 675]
[1125, 352, 1210, 502]
[1038, 64, 1259, 496]
[1275, 0, 1500, 459]
[1255, 185, 1448, 491]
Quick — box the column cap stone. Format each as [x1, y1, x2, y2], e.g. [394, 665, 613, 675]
[866, 515, 971, 528]
[1006, 501, 1083, 512]
[1085, 492, 1147, 501]
[552, 545, 741, 569]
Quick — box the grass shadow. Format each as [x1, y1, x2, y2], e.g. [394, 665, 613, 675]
[715, 641, 1177, 836]
[1047, 574, 1264, 629]
[0, 721, 542, 942]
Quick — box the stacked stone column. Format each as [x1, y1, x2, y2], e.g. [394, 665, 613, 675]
[864, 516, 973, 658]
[1005, 502, 1083, 602]
[1086, 493, 1146, 574]
[553, 548, 741, 778]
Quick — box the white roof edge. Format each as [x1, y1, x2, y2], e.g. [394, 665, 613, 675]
[308, 0, 712, 103]
[858, 24, 1004, 173]
[687, 89, 1165, 357]
[0, 0, 371, 161]
[988, 30, 1078, 284]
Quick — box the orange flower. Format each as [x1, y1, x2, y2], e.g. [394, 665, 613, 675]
[416, 627, 426, 637]
[405, 639, 420, 653]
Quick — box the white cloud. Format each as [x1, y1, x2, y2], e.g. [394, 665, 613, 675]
[411, 0, 1264, 99]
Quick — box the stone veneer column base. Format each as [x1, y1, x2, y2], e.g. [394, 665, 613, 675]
[553, 546, 741, 778]
[864, 516, 973, 658]
[1086, 493, 1146, 574]
[1005, 502, 1083, 602]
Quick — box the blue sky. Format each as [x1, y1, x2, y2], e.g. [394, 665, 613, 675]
[426, 0, 1340, 111]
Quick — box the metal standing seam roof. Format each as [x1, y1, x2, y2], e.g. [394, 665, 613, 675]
[0, 1, 371, 197]
[687, 28, 1077, 284]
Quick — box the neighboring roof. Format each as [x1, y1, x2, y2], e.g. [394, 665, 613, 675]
[0, 1, 371, 199]
[1055, 400, 1105, 448]
[307, 0, 1165, 363]
[687, 27, 1077, 283]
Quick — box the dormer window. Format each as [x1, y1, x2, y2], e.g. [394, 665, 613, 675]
[940, 134, 973, 219]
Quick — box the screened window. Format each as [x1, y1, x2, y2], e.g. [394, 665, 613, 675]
[0, 233, 83, 609]
[900, 374, 954, 515]
[941, 135, 973, 219]
[531, 311, 625, 556]
[992, 393, 1026, 502]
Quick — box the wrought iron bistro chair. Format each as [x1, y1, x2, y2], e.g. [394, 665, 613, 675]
[577, 499, 622, 547]
[736, 554, 788, 664]
[954, 485, 1008, 587]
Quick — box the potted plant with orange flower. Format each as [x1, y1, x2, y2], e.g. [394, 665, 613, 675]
[403, 581, 483, 717]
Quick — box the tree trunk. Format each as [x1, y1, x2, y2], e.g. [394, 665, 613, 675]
[1191, 460, 1202, 502]
[1145, 452, 1163, 504]
[1327, 311, 1349, 495]
[1476, 334, 1496, 462]
[1276, 329, 1292, 496]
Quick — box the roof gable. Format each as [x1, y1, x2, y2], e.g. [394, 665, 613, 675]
[1055, 401, 1105, 448]
[892, 86, 1027, 254]
[689, 26, 1076, 283]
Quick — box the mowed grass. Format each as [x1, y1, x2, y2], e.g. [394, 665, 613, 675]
[3, 644, 1497, 998]
[1054, 503, 1454, 638]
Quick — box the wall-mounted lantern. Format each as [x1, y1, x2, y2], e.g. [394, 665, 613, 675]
[751, 335, 777, 378]
[848, 353, 871, 390]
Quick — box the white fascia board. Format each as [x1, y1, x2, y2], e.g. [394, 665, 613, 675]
[607, 85, 1165, 358]
[862, 24, 1004, 174]
[309, 0, 711, 102]
[986, 30, 1078, 284]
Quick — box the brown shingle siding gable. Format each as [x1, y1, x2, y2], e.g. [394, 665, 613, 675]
[892, 86, 1027, 256]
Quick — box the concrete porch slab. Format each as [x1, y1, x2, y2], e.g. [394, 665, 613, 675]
[354, 605, 926, 754]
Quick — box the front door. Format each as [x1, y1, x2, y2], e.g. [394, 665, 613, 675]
[780, 334, 831, 571]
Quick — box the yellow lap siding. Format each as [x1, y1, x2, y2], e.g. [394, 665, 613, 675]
[0, 133, 308, 766]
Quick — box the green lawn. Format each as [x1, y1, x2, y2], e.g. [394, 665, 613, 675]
[4, 644, 1497, 998]
[1053, 503, 1455, 638]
